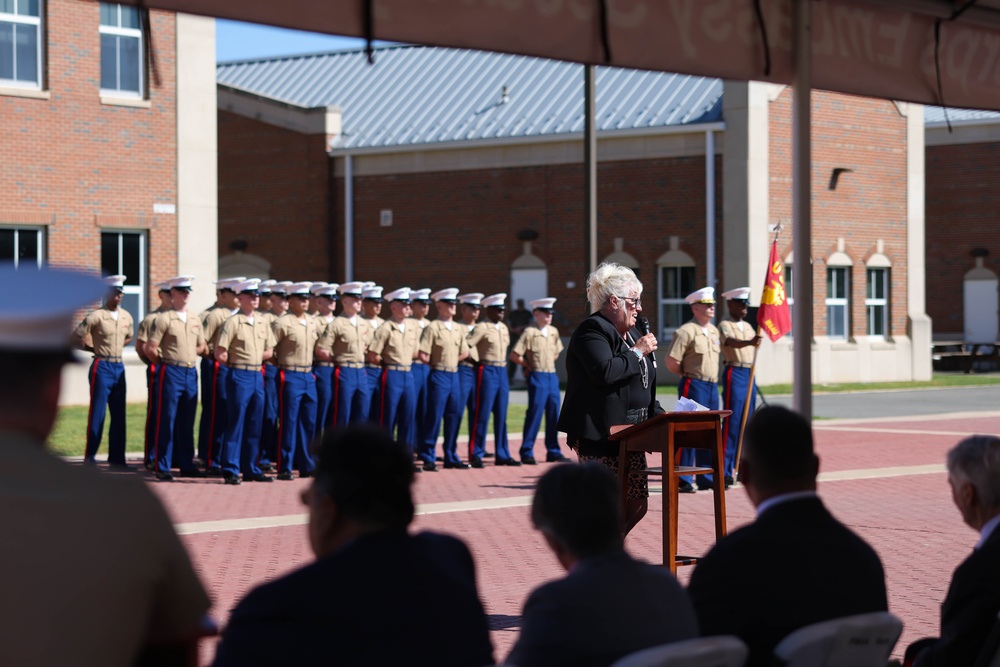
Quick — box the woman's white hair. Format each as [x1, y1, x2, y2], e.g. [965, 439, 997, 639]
[947, 435, 1000, 509]
[586, 262, 642, 313]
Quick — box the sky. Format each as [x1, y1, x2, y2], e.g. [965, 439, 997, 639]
[216, 19, 376, 63]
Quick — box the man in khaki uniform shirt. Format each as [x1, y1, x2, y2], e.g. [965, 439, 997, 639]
[0, 266, 211, 667]
[718, 287, 761, 487]
[457, 293, 483, 456]
[361, 284, 386, 419]
[368, 287, 421, 465]
[146, 275, 207, 481]
[199, 277, 244, 472]
[417, 288, 471, 471]
[666, 286, 722, 492]
[273, 282, 321, 481]
[73, 274, 134, 468]
[311, 282, 339, 444]
[316, 281, 374, 426]
[136, 281, 172, 469]
[410, 288, 433, 450]
[258, 279, 282, 472]
[510, 297, 570, 464]
[468, 293, 519, 468]
[215, 279, 277, 485]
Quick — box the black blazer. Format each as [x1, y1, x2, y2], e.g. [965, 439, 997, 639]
[506, 548, 699, 667]
[212, 530, 494, 667]
[687, 496, 888, 667]
[916, 525, 1000, 667]
[558, 312, 662, 443]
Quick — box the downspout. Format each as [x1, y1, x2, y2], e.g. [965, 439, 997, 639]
[706, 129, 716, 301]
[344, 153, 354, 282]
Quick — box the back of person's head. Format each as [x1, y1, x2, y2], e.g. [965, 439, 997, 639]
[947, 435, 1000, 511]
[741, 406, 819, 497]
[585, 262, 642, 313]
[531, 462, 622, 559]
[313, 426, 415, 531]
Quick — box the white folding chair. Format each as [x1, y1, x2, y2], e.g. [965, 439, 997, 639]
[773, 611, 903, 667]
[610, 636, 748, 667]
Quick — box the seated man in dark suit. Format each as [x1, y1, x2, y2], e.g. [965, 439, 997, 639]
[906, 434, 1000, 667]
[212, 426, 494, 667]
[506, 462, 698, 667]
[687, 406, 888, 667]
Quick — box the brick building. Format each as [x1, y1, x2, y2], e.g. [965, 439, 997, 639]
[216, 45, 930, 385]
[925, 108, 1000, 346]
[1, 0, 217, 404]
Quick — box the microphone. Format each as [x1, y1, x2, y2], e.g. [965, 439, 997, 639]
[636, 316, 657, 368]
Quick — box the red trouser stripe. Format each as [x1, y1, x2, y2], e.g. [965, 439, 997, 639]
[85, 359, 99, 455]
[331, 366, 341, 427]
[724, 367, 734, 424]
[144, 364, 156, 461]
[206, 360, 220, 467]
[153, 364, 167, 467]
[469, 365, 485, 459]
[277, 370, 286, 471]
[379, 368, 389, 428]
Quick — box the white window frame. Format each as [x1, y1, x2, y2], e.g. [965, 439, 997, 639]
[0, 0, 43, 90]
[784, 263, 794, 339]
[0, 225, 44, 267]
[99, 2, 143, 99]
[101, 230, 146, 325]
[657, 264, 696, 340]
[865, 267, 889, 339]
[826, 266, 850, 340]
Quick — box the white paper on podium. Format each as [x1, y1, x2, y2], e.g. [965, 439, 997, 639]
[673, 397, 709, 412]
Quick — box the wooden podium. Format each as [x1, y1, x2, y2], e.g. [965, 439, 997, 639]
[609, 410, 731, 573]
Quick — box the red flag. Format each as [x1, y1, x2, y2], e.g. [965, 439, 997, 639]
[758, 241, 792, 342]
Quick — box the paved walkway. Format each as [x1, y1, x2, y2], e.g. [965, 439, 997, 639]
[98, 404, 1000, 665]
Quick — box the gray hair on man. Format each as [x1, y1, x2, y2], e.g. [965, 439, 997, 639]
[947, 435, 1000, 509]
[585, 262, 642, 313]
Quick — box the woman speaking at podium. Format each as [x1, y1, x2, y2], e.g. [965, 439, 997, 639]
[558, 263, 663, 535]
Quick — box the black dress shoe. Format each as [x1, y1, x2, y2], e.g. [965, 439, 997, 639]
[469, 456, 485, 469]
[496, 458, 522, 467]
[412, 464, 423, 473]
[546, 454, 571, 463]
[724, 475, 735, 489]
[259, 463, 275, 473]
[276, 471, 294, 481]
[245, 472, 273, 483]
[521, 456, 538, 465]
[144, 460, 155, 472]
[696, 479, 715, 491]
[435, 456, 444, 462]
[678, 480, 696, 494]
[108, 462, 135, 472]
[422, 462, 439, 472]
[180, 468, 207, 478]
[206, 467, 224, 477]
[154, 471, 174, 481]
[483, 452, 495, 459]
[298, 470, 313, 479]
[223, 472, 242, 485]
[444, 461, 471, 469]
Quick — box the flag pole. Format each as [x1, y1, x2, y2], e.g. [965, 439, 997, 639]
[734, 225, 782, 479]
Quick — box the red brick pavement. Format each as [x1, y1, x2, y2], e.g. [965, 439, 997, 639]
[134, 413, 1000, 665]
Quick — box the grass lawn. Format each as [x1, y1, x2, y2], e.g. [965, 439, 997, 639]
[758, 371, 1000, 395]
[48, 402, 532, 458]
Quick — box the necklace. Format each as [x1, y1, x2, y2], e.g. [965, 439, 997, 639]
[626, 333, 649, 390]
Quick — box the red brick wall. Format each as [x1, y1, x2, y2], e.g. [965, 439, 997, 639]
[0, 0, 177, 307]
[925, 141, 1000, 337]
[769, 89, 909, 339]
[217, 110, 331, 281]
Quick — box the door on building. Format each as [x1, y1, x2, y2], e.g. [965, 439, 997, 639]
[964, 276, 999, 343]
[510, 268, 547, 310]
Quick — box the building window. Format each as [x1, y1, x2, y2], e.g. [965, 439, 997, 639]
[0, 0, 43, 89]
[826, 266, 850, 339]
[866, 268, 889, 338]
[101, 231, 146, 326]
[0, 225, 43, 267]
[99, 2, 142, 98]
[784, 264, 793, 338]
[658, 265, 696, 339]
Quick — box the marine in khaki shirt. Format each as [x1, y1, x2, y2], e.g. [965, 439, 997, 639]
[667, 319, 721, 382]
[316, 315, 375, 366]
[147, 309, 206, 366]
[468, 317, 511, 365]
[136, 286, 172, 366]
[272, 311, 320, 369]
[719, 319, 759, 366]
[74, 305, 134, 359]
[215, 311, 276, 368]
[369, 316, 420, 368]
[419, 319, 470, 369]
[511, 322, 563, 373]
